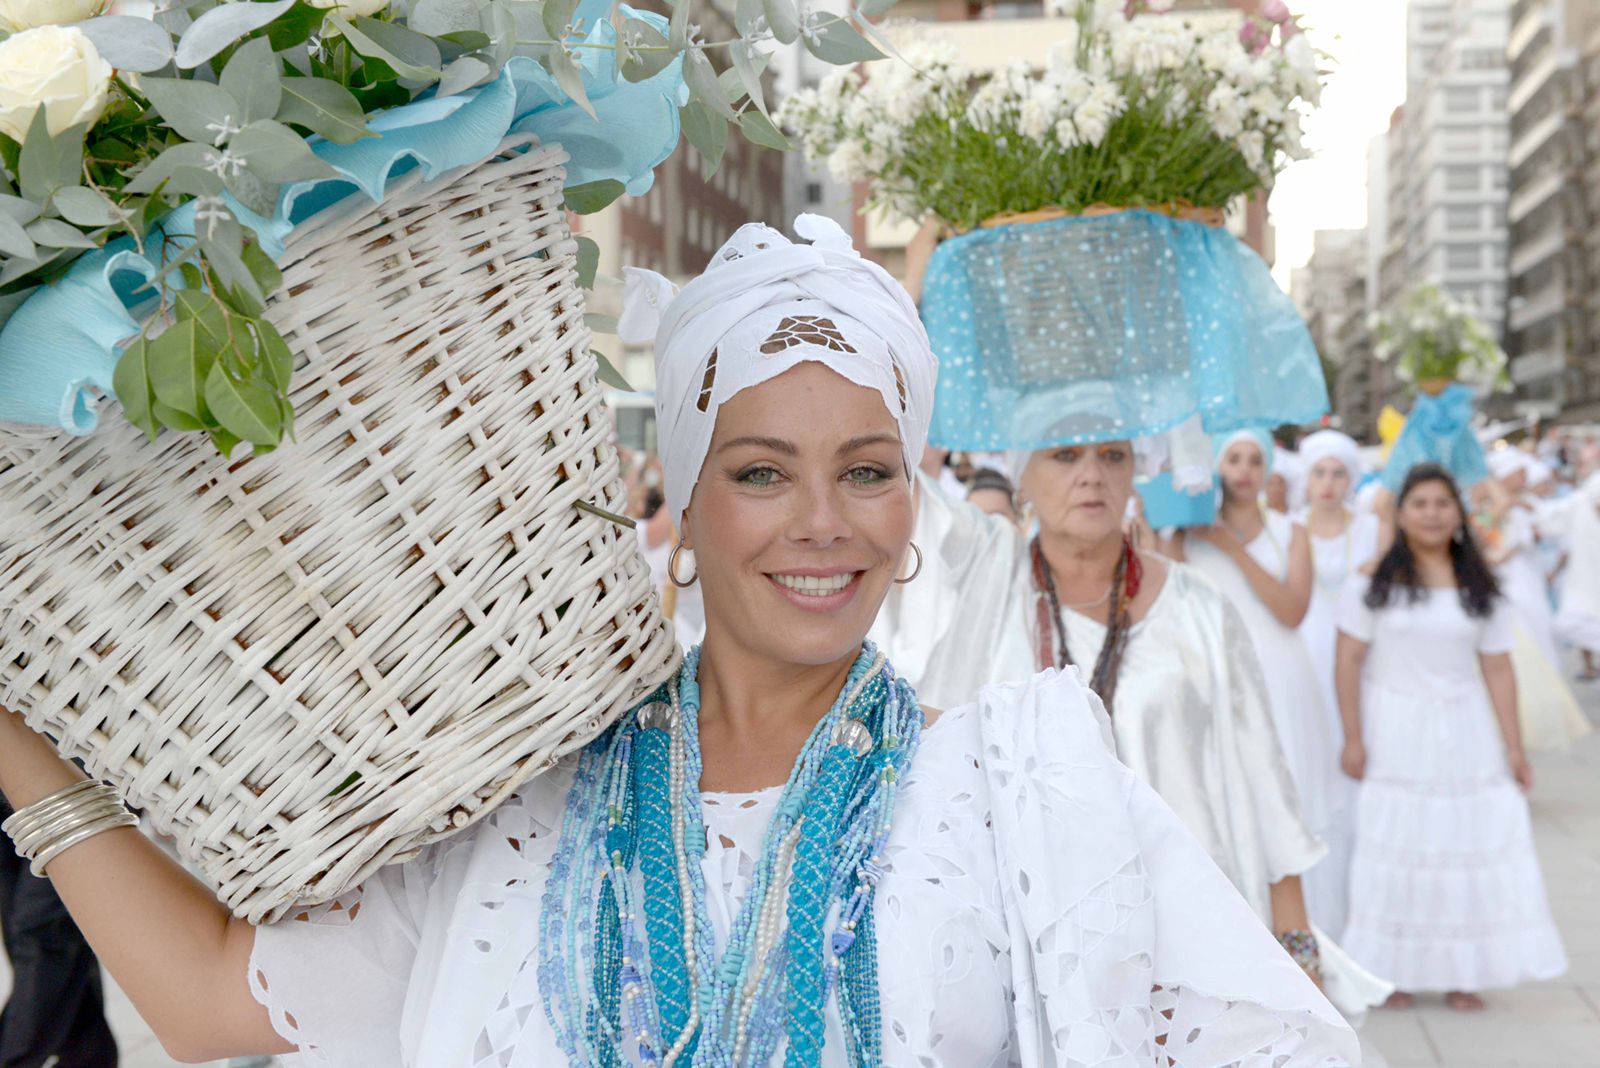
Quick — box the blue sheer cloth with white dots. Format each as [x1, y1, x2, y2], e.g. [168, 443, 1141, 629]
[920, 210, 1329, 450]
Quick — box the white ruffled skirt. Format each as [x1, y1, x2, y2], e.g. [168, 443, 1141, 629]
[1343, 681, 1567, 992]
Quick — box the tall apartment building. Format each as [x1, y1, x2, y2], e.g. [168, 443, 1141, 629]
[1386, 0, 1512, 342]
[1581, 19, 1600, 420]
[1301, 229, 1382, 436]
[1503, 0, 1595, 417]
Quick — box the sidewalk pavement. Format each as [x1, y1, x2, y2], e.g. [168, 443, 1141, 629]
[4, 691, 1599, 1067]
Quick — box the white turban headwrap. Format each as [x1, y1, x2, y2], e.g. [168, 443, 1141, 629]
[1487, 446, 1533, 482]
[1299, 429, 1363, 494]
[618, 215, 937, 527]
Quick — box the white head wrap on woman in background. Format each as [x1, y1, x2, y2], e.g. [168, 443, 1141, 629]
[1299, 429, 1364, 495]
[1213, 428, 1276, 471]
[1487, 446, 1534, 483]
[618, 214, 937, 527]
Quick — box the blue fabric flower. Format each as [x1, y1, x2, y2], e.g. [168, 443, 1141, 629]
[1381, 384, 1489, 492]
[0, 19, 685, 434]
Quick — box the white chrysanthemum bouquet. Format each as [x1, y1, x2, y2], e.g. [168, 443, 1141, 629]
[1374, 283, 1508, 392]
[780, 0, 1321, 231]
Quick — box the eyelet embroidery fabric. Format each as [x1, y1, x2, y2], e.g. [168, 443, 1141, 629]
[248, 670, 1359, 1067]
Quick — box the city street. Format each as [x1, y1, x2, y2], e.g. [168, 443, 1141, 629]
[2, 688, 1598, 1067]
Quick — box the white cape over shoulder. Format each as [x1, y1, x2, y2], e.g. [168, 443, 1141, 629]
[249, 669, 1359, 1066]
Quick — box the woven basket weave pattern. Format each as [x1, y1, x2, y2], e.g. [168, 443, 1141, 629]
[0, 137, 679, 922]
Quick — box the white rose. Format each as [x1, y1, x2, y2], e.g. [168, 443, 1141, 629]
[0, 0, 107, 32]
[307, 0, 387, 15]
[0, 25, 113, 143]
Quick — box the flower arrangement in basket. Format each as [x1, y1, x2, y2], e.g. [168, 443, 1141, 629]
[779, 0, 1329, 456]
[0, 0, 896, 921]
[1373, 282, 1509, 396]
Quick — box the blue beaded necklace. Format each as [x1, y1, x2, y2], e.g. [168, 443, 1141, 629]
[539, 642, 922, 1067]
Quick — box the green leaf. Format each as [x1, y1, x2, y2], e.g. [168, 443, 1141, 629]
[125, 143, 221, 196]
[152, 401, 211, 431]
[18, 113, 86, 203]
[680, 98, 727, 178]
[546, 43, 595, 120]
[205, 363, 283, 445]
[594, 352, 631, 390]
[584, 311, 617, 334]
[335, 15, 443, 80]
[738, 109, 789, 151]
[573, 235, 599, 289]
[240, 237, 284, 298]
[221, 38, 285, 125]
[618, 17, 673, 83]
[735, 0, 764, 37]
[209, 426, 243, 457]
[262, 2, 330, 51]
[175, 0, 297, 68]
[174, 288, 234, 345]
[761, 0, 799, 45]
[276, 77, 372, 144]
[437, 55, 493, 97]
[857, 0, 897, 16]
[411, 0, 484, 36]
[230, 119, 340, 183]
[0, 194, 40, 226]
[24, 219, 98, 250]
[563, 178, 625, 214]
[668, 0, 689, 48]
[730, 40, 771, 117]
[0, 213, 36, 260]
[542, 0, 578, 41]
[254, 318, 295, 391]
[683, 49, 736, 121]
[51, 186, 121, 228]
[147, 317, 217, 419]
[112, 336, 160, 440]
[76, 15, 176, 73]
[802, 18, 883, 63]
[139, 77, 247, 146]
[435, 29, 492, 57]
[226, 166, 281, 216]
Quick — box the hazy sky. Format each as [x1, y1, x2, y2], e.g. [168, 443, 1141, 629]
[1268, 0, 1409, 287]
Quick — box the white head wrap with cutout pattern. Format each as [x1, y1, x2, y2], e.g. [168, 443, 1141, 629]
[618, 214, 937, 527]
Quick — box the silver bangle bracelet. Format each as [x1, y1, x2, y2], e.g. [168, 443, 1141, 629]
[3, 780, 138, 877]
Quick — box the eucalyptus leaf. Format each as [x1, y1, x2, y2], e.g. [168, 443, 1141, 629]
[0, 194, 40, 226]
[684, 49, 736, 121]
[220, 38, 284, 125]
[730, 40, 770, 117]
[113, 336, 160, 440]
[225, 166, 280, 217]
[0, 213, 36, 260]
[734, 0, 763, 38]
[563, 178, 624, 214]
[125, 142, 222, 195]
[541, 0, 578, 42]
[276, 77, 372, 144]
[668, 0, 689, 48]
[618, 17, 672, 83]
[76, 16, 176, 72]
[738, 109, 789, 151]
[480, 1, 516, 66]
[573, 235, 599, 289]
[437, 54, 493, 97]
[18, 114, 86, 203]
[761, 0, 799, 45]
[802, 17, 882, 63]
[174, 0, 297, 68]
[0, 248, 69, 288]
[139, 77, 246, 146]
[336, 15, 443, 80]
[230, 120, 339, 183]
[52, 186, 121, 227]
[594, 352, 631, 391]
[0, 285, 40, 331]
[583, 311, 617, 334]
[24, 219, 98, 250]
[205, 364, 283, 445]
[856, 0, 897, 16]
[679, 98, 727, 178]
[546, 43, 596, 120]
[410, 0, 484, 36]
[147, 317, 217, 419]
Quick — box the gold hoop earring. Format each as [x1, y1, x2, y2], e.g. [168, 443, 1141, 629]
[668, 543, 698, 588]
[894, 542, 923, 584]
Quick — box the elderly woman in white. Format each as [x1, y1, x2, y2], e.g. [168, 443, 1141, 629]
[0, 217, 1357, 1067]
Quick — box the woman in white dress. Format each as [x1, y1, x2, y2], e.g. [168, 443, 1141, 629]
[1176, 429, 1343, 935]
[0, 217, 1358, 1066]
[1294, 430, 1379, 941]
[1337, 463, 1566, 1011]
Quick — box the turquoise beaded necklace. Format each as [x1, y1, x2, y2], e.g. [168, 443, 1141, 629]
[539, 642, 923, 1067]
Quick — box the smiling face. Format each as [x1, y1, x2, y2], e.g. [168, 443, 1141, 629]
[1306, 456, 1352, 508]
[680, 361, 913, 668]
[1397, 475, 1465, 552]
[1218, 439, 1267, 503]
[1019, 440, 1134, 544]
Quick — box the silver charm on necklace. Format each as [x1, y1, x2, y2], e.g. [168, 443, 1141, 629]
[637, 702, 678, 732]
[833, 718, 874, 757]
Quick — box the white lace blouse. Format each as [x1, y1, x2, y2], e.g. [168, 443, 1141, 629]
[248, 669, 1359, 1067]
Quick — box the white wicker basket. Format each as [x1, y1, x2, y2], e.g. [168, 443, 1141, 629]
[0, 134, 680, 922]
